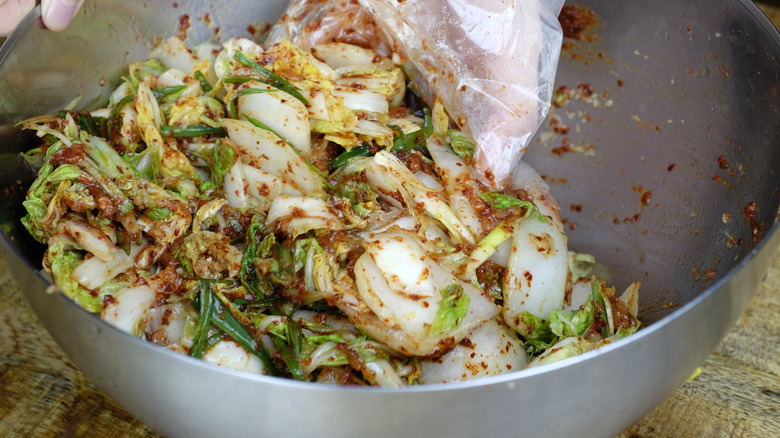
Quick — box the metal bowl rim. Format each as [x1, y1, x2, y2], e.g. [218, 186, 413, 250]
[1, 0, 779, 395]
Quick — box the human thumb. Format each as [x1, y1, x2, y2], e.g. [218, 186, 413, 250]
[41, 0, 85, 32]
[0, 0, 36, 37]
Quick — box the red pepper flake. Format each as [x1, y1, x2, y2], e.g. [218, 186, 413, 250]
[617, 79, 625, 87]
[551, 138, 572, 156]
[623, 213, 640, 224]
[570, 204, 583, 212]
[711, 174, 733, 190]
[577, 83, 594, 97]
[551, 145, 571, 157]
[717, 155, 729, 169]
[558, 5, 597, 40]
[640, 190, 652, 206]
[741, 201, 764, 243]
[704, 269, 717, 281]
[550, 117, 569, 135]
[177, 14, 191, 40]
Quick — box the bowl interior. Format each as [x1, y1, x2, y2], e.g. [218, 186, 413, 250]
[525, 0, 780, 324]
[2, 2, 780, 437]
[1, 0, 779, 341]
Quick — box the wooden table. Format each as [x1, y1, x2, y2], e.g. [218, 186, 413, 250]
[1, 4, 779, 438]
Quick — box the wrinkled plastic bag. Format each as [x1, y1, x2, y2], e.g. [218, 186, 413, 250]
[267, 0, 565, 189]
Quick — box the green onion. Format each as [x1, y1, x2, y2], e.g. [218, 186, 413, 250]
[224, 76, 255, 84]
[111, 94, 135, 119]
[228, 87, 276, 119]
[233, 51, 308, 105]
[329, 142, 372, 169]
[390, 108, 433, 152]
[115, 228, 132, 256]
[75, 113, 106, 137]
[243, 115, 332, 185]
[239, 221, 273, 296]
[246, 296, 282, 310]
[243, 115, 280, 139]
[421, 107, 434, 139]
[236, 88, 275, 97]
[388, 125, 414, 151]
[195, 71, 212, 92]
[209, 290, 277, 375]
[151, 85, 186, 99]
[160, 125, 226, 138]
[273, 319, 306, 381]
[190, 281, 215, 359]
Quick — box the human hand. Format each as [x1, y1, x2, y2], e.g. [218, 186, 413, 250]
[0, 0, 85, 37]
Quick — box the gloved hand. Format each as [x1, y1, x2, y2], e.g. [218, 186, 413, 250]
[1, 0, 85, 37]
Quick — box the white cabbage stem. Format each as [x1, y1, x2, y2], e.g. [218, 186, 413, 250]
[224, 119, 324, 195]
[620, 282, 641, 318]
[73, 243, 148, 290]
[101, 284, 157, 335]
[149, 37, 202, 75]
[366, 151, 476, 245]
[419, 319, 526, 383]
[223, 162, 302, 214]
[311, 43, 393, 69]
[351, 228, 498, 356]
[333, 87, 389, 114]
[503, 215, 568, 332]
[192, 199, 228, 233]
[145, 303, 190, 353]
[510, 160, 564, 232]
[237, 81, 311, 155]
[528, 336, 602, 369]
[202, 339, 266, 375]
[464, 222, 514, 278]
[426, 135, 486, 239]
[265, 195, 343, 237]
[61, 219, 117, 263]
[362, 360, 405, 387]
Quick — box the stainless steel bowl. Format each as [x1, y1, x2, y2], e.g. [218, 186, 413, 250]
[1, 1, 779, 437]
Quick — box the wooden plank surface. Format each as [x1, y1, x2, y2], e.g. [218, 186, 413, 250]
[0, 4, 779, 438]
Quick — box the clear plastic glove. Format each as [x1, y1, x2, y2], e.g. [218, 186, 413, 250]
[0, 0, 85, 37]
[267, 0, 565, 188]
